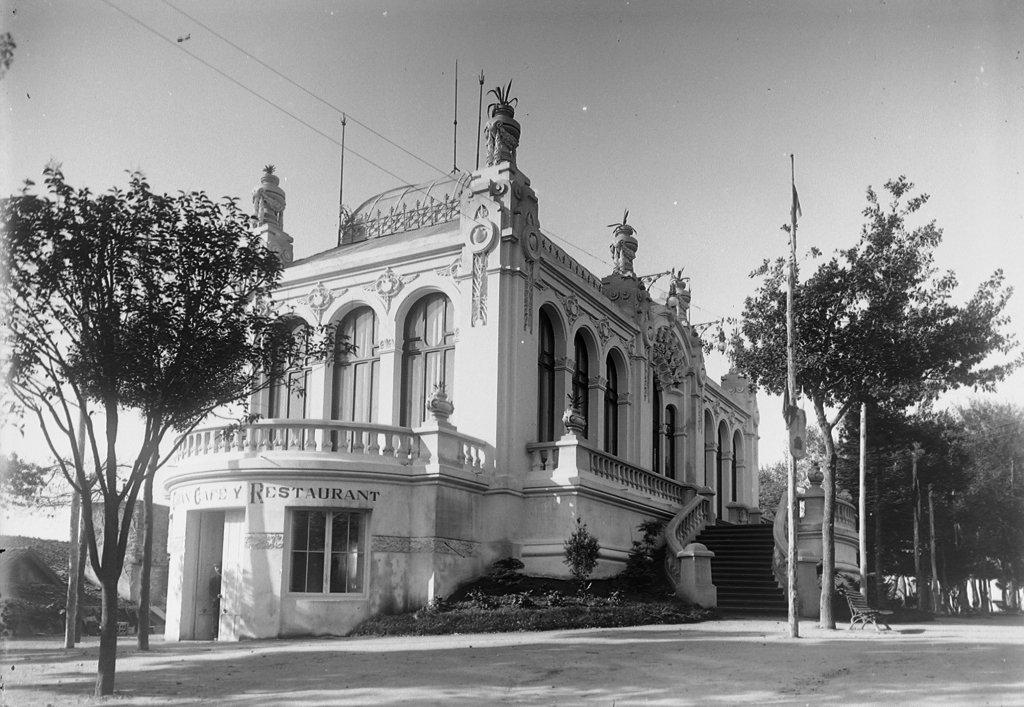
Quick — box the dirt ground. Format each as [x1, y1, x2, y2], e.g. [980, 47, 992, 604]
[2, 614, 1022, 707]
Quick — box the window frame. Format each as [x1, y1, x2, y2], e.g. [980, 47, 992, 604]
[401, 293, 456, 428]
[287, 509, 368, 597]
[332, 306, 380, 424]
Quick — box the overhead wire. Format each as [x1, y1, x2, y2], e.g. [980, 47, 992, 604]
[100, 0, 711, 305]
[157, 0, 449, 180]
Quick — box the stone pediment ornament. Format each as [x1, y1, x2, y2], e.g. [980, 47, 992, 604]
[302, 282, 347, 324]
[436, 256, 462, 280]
[652, 327, 686, 389]
[365, 267, 419, 313]
[596, 318, 613, 348]
[555, 291, 582, 326]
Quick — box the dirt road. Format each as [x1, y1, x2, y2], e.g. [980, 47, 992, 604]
[3, 615, 1022, 706]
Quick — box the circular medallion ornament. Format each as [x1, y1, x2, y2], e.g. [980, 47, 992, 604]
[468, 219, 498, 253]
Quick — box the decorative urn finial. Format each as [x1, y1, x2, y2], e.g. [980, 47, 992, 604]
[426, 381, 455, 422]
[562, 393, 587, 436]
[807, 461, 824, 486]
[253, 164, 286, 228]
[608, 210, 639, 277]
[483, 80, 521, 167]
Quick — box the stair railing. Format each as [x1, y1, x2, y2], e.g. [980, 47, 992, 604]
[772, 488, 790, 592]
[663, 492, 712, 587]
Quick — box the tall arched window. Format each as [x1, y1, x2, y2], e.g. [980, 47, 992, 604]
[332, 307, 379, 423]
[572, 333, 590, 439]
[269, 320, 312, 420]
[401, 293, 455, 427]
[732, 430, 742, 503]
[664, 405, 677, 479]
[652, 382, 663, 474]
[603, 355, 619, 455]
[537, 310, 557, 442]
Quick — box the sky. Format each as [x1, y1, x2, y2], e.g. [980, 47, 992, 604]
[2, 0, 1023, 539]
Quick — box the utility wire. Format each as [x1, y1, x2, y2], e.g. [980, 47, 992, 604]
[159, 0, 449, 180]
[99, 0, 505, 238]
[101, 0, 710, 300]
[98, 0, 411, 188]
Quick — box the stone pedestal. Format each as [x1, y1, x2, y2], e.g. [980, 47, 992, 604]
[675, 542, 717, 608]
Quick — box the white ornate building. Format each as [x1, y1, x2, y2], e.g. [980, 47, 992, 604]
[163, 95, 764, 641]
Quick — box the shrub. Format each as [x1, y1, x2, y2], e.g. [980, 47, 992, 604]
[619, 519, 665, 591]
[489, 556, 526, 587]
[563, 517, 601, 589]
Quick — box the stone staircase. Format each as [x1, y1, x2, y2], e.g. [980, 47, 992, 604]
[695, 523, 786, 613]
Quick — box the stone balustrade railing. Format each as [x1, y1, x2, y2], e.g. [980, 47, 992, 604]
[175, 420, 422, 464]
[526, 442, 559, 472]
[583, 447, 695, 506]
[836, 498, 857, 530]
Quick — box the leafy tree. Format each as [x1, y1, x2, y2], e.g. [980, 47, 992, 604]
[758, 425, 824, 521]
[1, 166, 328, 696]
[947, 401, 1024, 609]
[563, 517, 601, 589]
[732, 177, 1019, 628]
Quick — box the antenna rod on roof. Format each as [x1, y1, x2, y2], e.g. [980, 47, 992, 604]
[337, 113, 347, 246]
[475, 69, 485, 170]
[452, 60, 459, 173]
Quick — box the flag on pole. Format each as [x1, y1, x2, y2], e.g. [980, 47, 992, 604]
[791, 181, 802, 224]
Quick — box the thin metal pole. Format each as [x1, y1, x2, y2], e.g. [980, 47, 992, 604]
[859, 402, 868, 598]
[452, 60, 459, 173]
[337, 114, 347, 246]
[475, 70, 485, 170]
[786, 154, 799, 638]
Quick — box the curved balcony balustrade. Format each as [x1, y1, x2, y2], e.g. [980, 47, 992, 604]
[174, 419, 490, 474]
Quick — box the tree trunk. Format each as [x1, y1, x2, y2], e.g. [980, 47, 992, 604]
[64, 490, 82, 649]
[95, 471, 122, 697]
[137, 455, 156, 650]
[812, 400, 836, 629]
[76, 527, 87, 642]
[874, 459, 886, 606]
[95, 570, 119, 696]
[912, 454, 923, 609]
[928, 486, 940, 614]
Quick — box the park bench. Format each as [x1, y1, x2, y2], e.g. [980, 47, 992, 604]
[839, 587, 893, 630]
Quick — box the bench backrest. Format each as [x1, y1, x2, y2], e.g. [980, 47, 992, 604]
[843, 590, 872, 613]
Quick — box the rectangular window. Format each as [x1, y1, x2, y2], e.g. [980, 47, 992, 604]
[289, 510, 366, 594]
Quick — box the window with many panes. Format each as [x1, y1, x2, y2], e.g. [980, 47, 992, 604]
[572, 333, 590, 439]
[603, 355, 619, 455]
[268, 320, 312, 420]
[401, 294, 455, 427]
[537, 310, 557, 442]
[289, 510, 365, 594]
[333, 307, 379, 423]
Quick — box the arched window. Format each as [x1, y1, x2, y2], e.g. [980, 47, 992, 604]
[401, 293, 455, 427]
[332, 307, 379, 423]
[664, 405, 677, 480]
[732, 430, 742, 503]
[572, 333, 590, 439]
[652, 382, 663, 474]
[537, 310, 557, 442]
[603, 355, 619, 455]
[269, 320, 312, 420]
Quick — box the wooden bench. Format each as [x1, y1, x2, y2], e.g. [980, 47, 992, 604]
[840, 587, 893, 630]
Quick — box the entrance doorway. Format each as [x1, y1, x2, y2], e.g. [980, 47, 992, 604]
[189, 510, 224, 640]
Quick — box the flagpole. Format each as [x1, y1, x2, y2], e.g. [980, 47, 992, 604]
[786, 154, 800, 639]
